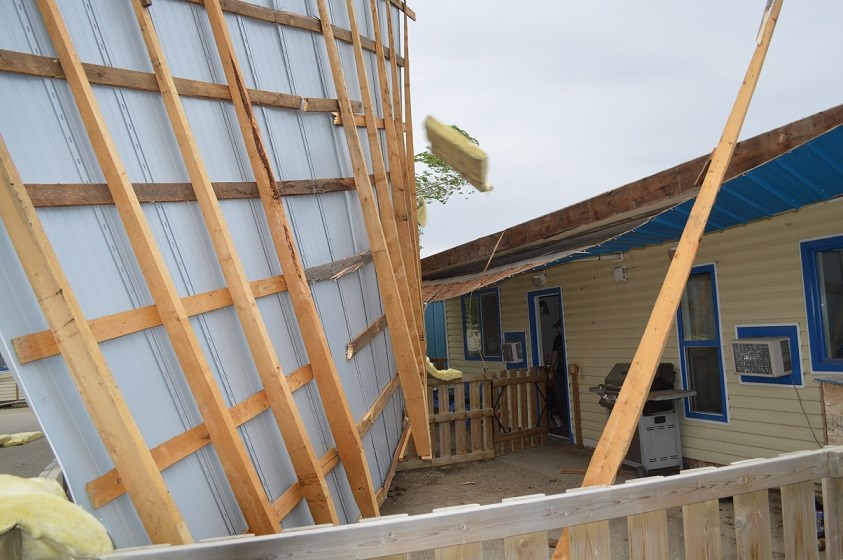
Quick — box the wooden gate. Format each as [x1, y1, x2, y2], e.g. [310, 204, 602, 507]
[399, 368, 548, 470]
[492, 368, 549, 455]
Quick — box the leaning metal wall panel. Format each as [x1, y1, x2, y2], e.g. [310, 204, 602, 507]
[0, 0, 410, 547]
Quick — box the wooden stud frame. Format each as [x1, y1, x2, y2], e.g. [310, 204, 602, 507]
[0, 136, 192, 545]
[1, 0, 417, 541]
[383, 2, 424, 351]
[314, 0, 431, 458]
[131, 0, 339, 525]
[37, 0, 284, 535]
[200, 0, 381, 517]
[341, 0, 422, 376]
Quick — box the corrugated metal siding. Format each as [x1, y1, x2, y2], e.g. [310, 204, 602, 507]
[444, 199, 841, 465]
[0, 0, 403, 547]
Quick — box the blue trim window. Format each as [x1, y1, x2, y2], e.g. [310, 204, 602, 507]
[801, 235, 843, 372]
[0, 350, 6, 371]
[677, 264, 728, 423]
[461, 288, 502, 361]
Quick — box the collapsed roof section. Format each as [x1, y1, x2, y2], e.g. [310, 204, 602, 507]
[421, 105, 843, 282]
[0, 0, 426, 549]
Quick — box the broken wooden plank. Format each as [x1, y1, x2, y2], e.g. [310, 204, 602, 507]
[346, 315, 388, 360]
[0, 135, 192, 545]
[357, 374, 401, 436]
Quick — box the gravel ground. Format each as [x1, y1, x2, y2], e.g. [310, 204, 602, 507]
[0, 405, 54, 479]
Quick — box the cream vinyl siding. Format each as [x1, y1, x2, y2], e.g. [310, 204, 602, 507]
[441, 198, 842, 465]
[0, 373, 19, 402]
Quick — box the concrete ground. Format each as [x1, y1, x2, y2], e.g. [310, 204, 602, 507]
[381, 438, 815, 559]
[0, 404, 55, 479]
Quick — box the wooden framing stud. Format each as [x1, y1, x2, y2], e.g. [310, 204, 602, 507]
[131, 0, 339, 525]
[342, 0, 422, 379]
[315, 0, 431, 458]
[36, 0, 280, 535]
[0, 136, 192, 545]
[201, 0, 381, 517]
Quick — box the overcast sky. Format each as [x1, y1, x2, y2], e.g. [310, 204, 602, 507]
[407, 2, 843, 257]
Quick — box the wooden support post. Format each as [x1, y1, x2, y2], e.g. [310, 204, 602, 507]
[733, 490, 772, 560]
[200, 0, 380, 517]
[555, 4, 784, 556]
[36, 0, 280, 535]
[384, 3, 424, 348]
[401, 2, 425, 330]
[314, 0, 431, 459]
[367, 0, 425, 375]
[0, 137, 192, 545]
[342, 0, 423, 378]
[130, 0, 337, 525]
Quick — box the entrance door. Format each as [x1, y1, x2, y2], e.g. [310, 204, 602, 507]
[528, 287, 571, 441]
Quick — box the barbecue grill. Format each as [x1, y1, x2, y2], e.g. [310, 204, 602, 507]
[590, 362, 695, 476]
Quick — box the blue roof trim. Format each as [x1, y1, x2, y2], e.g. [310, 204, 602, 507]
[535, 125, 843, 270]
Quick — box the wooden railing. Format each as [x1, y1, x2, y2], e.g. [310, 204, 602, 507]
[400, 373, 495, 470]
[399, 368, 548, 469]
[491, 368, 548, 455]
[100, 446, 843, 559]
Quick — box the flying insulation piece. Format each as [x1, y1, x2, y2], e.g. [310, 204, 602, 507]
[424, 116, 492, 192]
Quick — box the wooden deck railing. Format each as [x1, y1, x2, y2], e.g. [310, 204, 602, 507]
[101, 445, 843, 559]
[399, 368, 548, 470]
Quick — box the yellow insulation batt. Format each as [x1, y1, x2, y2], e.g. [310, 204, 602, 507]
[425, 356, 463, 381]
[0, 432, 43, 448]
[0, 475, 113, 559]
[424, 116, 492, 193]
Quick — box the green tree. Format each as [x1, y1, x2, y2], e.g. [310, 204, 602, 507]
[414, 124, 478, 206]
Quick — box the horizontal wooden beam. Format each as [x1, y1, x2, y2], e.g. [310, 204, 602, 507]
[397, 450, 497, 471]
[0, 49, 362, 114]
[491, 373, 544, 388]
[346, 314, 388, 359]
[183, 0, 407, 63]
[87, 365, 314, 508]
[493, 426, 547, 444]
[13, 252, 371, 364]
[24, 177, 356, 207]
[429, 408, 493, 424]
[421, 103, 843, 279]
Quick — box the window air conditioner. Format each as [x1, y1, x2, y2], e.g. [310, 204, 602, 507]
[731, 337, 792, 377]
[502, 342, 523, 363]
